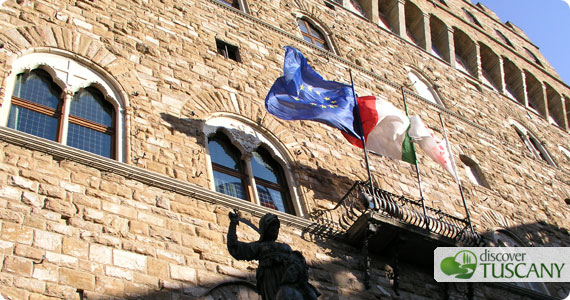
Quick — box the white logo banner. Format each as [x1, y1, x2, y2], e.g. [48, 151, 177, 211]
[434, 247, 570, 282]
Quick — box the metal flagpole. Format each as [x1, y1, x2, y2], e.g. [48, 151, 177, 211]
[349, 69, 378, 209]
[438, 113, 475, 235]
[401, 87, 429, 230]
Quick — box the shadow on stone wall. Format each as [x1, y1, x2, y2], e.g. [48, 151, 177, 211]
[152, 113, 570, 299]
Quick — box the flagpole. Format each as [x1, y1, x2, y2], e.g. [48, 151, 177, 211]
[401, 87, 429, 230]
[349, 69, 378, 209]
[438, 113, 475, 235]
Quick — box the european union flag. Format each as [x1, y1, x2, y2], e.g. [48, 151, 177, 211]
[265, 46, 361, 138]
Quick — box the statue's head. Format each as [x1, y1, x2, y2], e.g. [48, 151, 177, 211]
[258, 213, 280, 242]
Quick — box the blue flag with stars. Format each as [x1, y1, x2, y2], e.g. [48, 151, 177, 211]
[265, 46, 361, 138]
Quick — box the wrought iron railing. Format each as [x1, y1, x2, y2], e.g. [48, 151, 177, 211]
[312, 181, 483, 245]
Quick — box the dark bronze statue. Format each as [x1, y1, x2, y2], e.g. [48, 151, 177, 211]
[227, 211, 320, 300]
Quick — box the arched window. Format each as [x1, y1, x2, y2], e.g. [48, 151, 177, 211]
[511, 121, 556, 167]
[218, 0, 240, 9]
[8, 69, 62, 142]
[490, 229, 550, 294]
[204, 116, 301, 215]
[297, 18, 330, 51]
[495, 29, 514, 48]
[208, 132, 249, 201]
[462, 8, 483, 28]
[459, 155, 490, 188]
[407, 70, 444, 106]
[523, 47, 543, 67]
[1, 52, 125, 161]
[252, 147, 293, 214]
[68, 87, 116, 158]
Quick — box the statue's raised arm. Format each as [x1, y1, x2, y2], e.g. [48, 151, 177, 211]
[226, 211, 319, 300]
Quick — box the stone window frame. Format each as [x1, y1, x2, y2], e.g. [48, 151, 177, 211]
[461, 8, 483, 29]
[214, 0, 249, 13]
[489, 229, 550, 295]
[459, 155, 491, 189]
[510, 120, 557, 167]
[292, 11, 338, 54]
[296, 17, 332, 52]
[0, 50, 127, 162]
[405, 68, 445, 107]
[203, 114, 304, 217]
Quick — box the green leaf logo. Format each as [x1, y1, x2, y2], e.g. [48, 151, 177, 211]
[440, 250, 477, 279]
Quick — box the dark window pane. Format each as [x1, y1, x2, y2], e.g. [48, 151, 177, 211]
[208, 135, 242, 171]
[71, 88, 114, 127]
[7, 105, 58, 141]
[14, 70, 61, 109]
[251, 149, 279, 183]
[213, 170, 247, 200]
[257, 185, 287, 212]
[67, 123, 113, 158]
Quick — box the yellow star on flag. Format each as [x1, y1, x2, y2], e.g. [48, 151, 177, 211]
[300, 84, 305, 90]
[324, 97, 330, 101]
[308, 86, 313, 92]
[320, 105, 327, 108]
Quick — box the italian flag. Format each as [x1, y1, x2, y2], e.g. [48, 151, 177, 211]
[343, 96, 458, 181]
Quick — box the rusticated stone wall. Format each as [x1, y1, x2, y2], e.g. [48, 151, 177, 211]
[0, 0, 568, 299]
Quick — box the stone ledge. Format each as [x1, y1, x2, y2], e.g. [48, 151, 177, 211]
[0, 126, 316, 232]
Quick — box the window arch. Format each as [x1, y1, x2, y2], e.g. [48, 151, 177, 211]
[297, 18, 330, 51]
[490, 229, 550, 294]
[459, 155, 490, 188]
[215, 0, 248, 12]
[1, 52, 126, 161]
[204, 116, 301, 216]
[510, 121, 556, 167]
[462, 8, 483, 28]
[406, 70, 444, 106]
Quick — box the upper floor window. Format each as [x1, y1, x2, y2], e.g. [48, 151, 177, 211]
[511, 121, 556, 167]
[495, 29, 514, 48]
[459, 155, 490, 188]
[205, 116, 301, 215]
[217, 0, 240, 9]
[523, 47, 543, 67]
[1, 52, 125, 160]
[209, 133, 249, 200]
[407, 70, 444, 106]
[297, 18, 330, 51]
[462, 8, 483, 28]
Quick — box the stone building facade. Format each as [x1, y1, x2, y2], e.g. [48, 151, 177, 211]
[0, 0, 568, 299]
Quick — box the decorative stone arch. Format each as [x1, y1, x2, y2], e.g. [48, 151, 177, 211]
[202, 113, 306, 217]
[509, 120, 557, 167]
[0, 26, 139, 162]
[404, 66, 445, 106]
[291, 10, 339, 55]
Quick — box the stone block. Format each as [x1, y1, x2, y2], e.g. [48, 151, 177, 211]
[3, 256, 33, 276]
[15, 276, 46, 293]
[59, 268, 95, 291]
[32, 263, 58, 282]
[45, 252, 78, 268]
[113, 249, 147, 271]
[147, 258, 169, 278]
[62, 237, 89, 259]
[14, 244, 44, 261]
[34, 229, 63, 252]
[169, 264, 197, 283]
[89, 244, 112, 265]
[105, 266, 132, 281]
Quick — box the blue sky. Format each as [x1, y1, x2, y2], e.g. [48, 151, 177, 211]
[472, 0, 570, 85]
